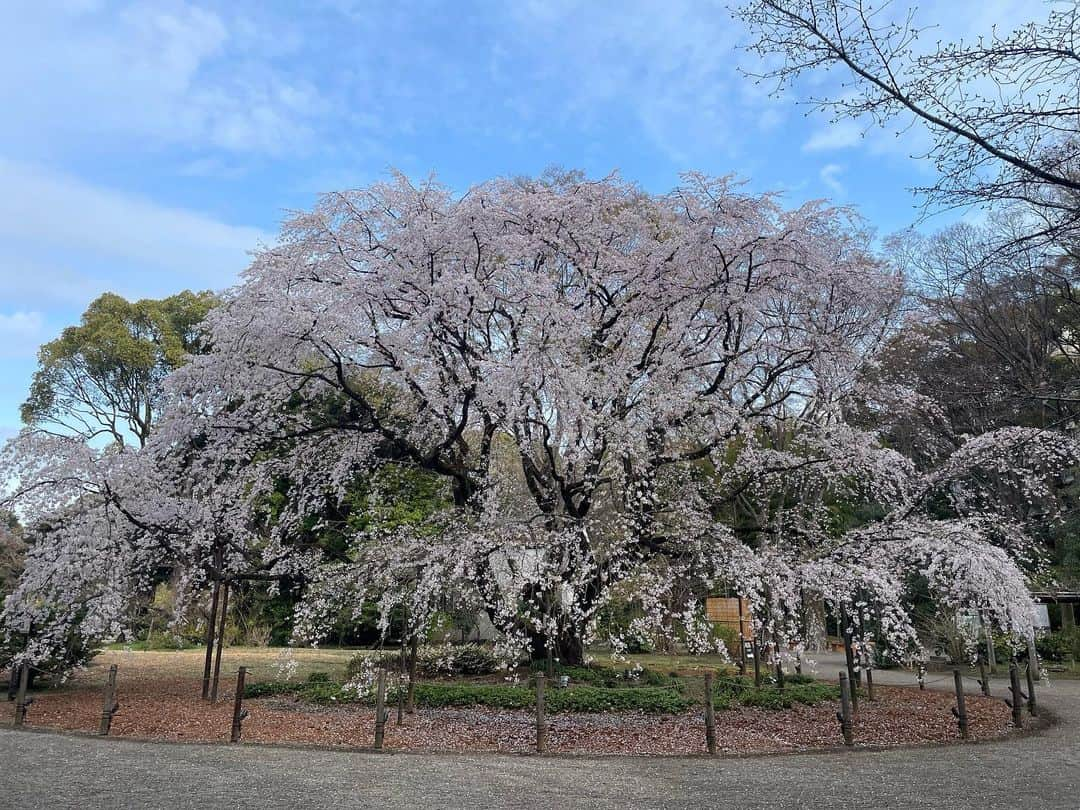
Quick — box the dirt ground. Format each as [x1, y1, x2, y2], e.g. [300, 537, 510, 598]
[10, 649, 1014, 755]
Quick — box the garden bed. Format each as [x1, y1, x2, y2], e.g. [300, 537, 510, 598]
[7, 651, 1017, 756]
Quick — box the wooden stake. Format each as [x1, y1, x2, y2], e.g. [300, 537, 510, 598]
[230, 666, 247, 743]
[1025, 661, 1038, 717]
[841, 616, 859, 711]
[535, 674, 547, 754]
[978, 657, 990, 696]
[837, 672, 854, 746]
[406, 633, 418, 715]
[210, 581, 230, 703]
[703, 671, 717, 755]
[98, 664, 119, 736]
[13, 664, 29, 727]
[201, 572, 221, 701]
[374, 667, 387, 750]
[952, 668, 969, 740]
[1008, 662, 1023, 728]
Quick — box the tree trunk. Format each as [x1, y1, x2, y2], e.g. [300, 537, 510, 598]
[527, 629, 586, 667]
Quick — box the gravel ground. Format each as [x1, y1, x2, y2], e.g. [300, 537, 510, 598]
[1, 657, 1076, 809]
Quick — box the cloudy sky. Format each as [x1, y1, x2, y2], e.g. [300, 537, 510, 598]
[0, 0, 1040, 438]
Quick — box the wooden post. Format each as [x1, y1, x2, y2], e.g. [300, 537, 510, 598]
[737, 600, 747, 677]
[1008, 662, 1023, 728]
[837, 672, 854, 746]
[952, 668, 969, 740]
[1025, 661, 1038, 717]
[396, 606, 406, 725]
[982, 612, 997, 674]
[98, 664, 119, 736]
[864, 665, 874, 702]
[751, 637, 762, 688]
[841, 621, 859, 711]
[13, 664, 29, 727]
[703, 671, 717, 755]
[229, 666, 247, 743]
[1027, 635, 1041, 681]
[535, 674, 547, 754]
[201, 573, 221, 701]
[978, 657, 991, 696]
[374, 667, 387, 750]
[406, 633, 418, 715]
[210, 581, 230, 703]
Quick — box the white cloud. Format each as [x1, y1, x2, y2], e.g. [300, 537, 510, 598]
[802, 121, 863, 152]
[0, 160, 270, 298]
[0, 312, 44, 337]
[0, 1, 323, 157]
[0, 312, 46, 360]
[819, 163, 846, 197]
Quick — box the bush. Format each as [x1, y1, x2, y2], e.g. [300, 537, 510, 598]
[411, 683, 692, 713]
[345, 642, 499, 680]
[710, 624, 740, 659]
[1036, 629, 1080, 662]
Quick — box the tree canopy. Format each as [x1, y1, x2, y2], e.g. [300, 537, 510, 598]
[2, 172, 1073, 671]
[21, 290, 217, 448]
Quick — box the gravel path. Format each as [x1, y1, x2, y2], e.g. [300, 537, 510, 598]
[2, 659, 1078, 810]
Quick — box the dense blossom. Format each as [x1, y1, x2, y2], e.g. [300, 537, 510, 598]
[2, 172, 1075, 669]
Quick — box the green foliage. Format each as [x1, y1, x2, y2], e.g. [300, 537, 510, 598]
[528, 661, 679, 689]
[244, 665, 837, 715]
[709, 624, 739, 659]
[21, 290, 217, 446]
[1036, 628, 1080, 662]
[345, 643, 499, 680]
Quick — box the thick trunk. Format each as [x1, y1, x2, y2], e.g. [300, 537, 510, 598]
[528, 628, 586, 667]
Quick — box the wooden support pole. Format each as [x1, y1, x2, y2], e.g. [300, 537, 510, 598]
[229, 666, 247, 743]
[703, 671, 717, 755]
[535, 674, 547, 754]
[201, 574, 221, 701]
[13, 664, 29, 727]
[978, 657, 991, 696]
[1008, 662, 1023, 728]
[737, 599, 747, 678]
[397, 605, 406, 726]
[952, 668, 969, 740]
[983, 613, 997, 674]
[864, 666, 874, 702]
[98, 664, 119, 736]
[1025, 661, 1038, 717]
[751, 637, 762, 688]
[374, 667, 387, 750]
[1027, 635, 1041, 681]
[406, 633, 418, 715]
[841, 619, 859, 711]
[211, 582, 230, 703]
[837, 672, 854, 746]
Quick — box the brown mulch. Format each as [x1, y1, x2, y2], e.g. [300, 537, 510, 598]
[15, 674, 1015, 756]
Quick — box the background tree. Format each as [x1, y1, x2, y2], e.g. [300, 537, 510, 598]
[737, 0, 1080, 254]
[21, 290, 217, 448]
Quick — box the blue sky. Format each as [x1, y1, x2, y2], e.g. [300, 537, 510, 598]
[0, 0, 1039, 439]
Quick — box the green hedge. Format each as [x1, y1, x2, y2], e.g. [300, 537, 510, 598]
[244, 672, 837, 714]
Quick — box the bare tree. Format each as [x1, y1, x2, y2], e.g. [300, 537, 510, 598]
[737, 0, 1080, 253]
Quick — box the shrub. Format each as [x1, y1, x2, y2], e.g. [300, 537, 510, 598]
[1036, 629, 1080, 662]
[345, 642, 499, 680]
